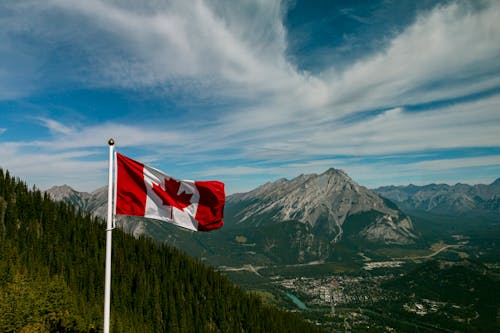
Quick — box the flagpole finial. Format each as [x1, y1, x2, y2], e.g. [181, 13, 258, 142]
[108, 138, 115, 146]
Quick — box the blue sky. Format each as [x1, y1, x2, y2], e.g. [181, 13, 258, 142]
[1, 0, 499, 193]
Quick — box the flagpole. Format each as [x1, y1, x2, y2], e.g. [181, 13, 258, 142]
[104, 138, 115, 333]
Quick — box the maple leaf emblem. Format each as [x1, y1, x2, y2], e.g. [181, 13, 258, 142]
[152, 178, 193, 217]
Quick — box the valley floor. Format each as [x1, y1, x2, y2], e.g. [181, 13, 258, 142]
[223, 240, 500, 332]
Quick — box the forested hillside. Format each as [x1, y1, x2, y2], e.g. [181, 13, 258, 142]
[0, 168, 322, 332]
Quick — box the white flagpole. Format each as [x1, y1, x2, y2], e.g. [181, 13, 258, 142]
[104, 138, 115, 333]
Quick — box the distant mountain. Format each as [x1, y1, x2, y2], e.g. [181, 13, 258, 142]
[46, 185, 147, 237]
[374, 178, 500, 220]
[47, 184, 108, 215]
[46, 169, 417, 265]
[226, 168, 416, 246]
[48, 169, 417, 247]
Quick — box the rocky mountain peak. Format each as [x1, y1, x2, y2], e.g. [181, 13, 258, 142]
[46, 184, 89, 203]
[227, 169, 416, 245]
[45, 185, 103, 216]
[46, 184, 76, 195]
[322, 167, 348, 177]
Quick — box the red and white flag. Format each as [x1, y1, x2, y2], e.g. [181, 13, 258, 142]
[114, 153, 224, 231]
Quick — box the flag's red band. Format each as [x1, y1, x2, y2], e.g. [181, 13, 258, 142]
[115, 153, 147, 216]
[195, 181, 225, 231]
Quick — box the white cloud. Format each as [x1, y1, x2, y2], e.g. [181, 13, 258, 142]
[0, 142, 105, 191]
[42, 0, 296, 96]
[35, 117, 74, 135]
[207, 93, 500, 161]
[39, 123, 183, 150]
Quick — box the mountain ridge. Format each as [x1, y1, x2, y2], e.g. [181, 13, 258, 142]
[46, 172, 500, 266]
[374, 178, 500, 220]
[45, 168, 417, 265]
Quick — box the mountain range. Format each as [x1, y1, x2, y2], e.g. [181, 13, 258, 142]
[46, 168, 412, 264]
[374, 178, 500, 221]
[46, 170, 500, 265]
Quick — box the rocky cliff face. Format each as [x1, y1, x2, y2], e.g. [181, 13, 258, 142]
[227, 168, 416, 245]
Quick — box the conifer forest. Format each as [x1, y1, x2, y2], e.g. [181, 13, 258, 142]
[0, 168, 322, 332]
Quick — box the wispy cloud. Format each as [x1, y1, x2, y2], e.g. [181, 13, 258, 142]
[205, 93, 500, 162]
[20, 92, 500, 159]
[0, 142, 105, 191]
[35, 117, 75, 136]
[2, 0, 498, 109]
[41, 0, 293, 96]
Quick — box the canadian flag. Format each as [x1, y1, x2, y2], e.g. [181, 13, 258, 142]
[115, 153, 224, 231]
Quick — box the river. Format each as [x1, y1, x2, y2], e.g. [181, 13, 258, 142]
[285, 292, 308, 310]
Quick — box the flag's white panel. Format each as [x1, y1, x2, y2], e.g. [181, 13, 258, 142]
[142, 164, 200, 231]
